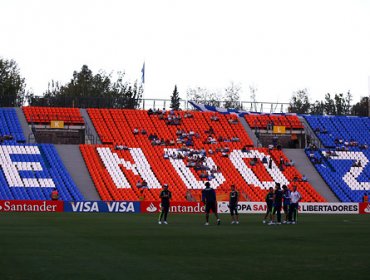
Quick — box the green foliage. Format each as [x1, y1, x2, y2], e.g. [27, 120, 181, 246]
[28, 65, 142, 109]
[323, 92, 352, 115]
[289, 89, 310, 114]
[310, 100, 325, 115]
[186, 87, 221, 107]
[170, 85, 181, 110]
[351, 96, 369, 116]
[0, 58, 26, 106]
[223, 81, 241, 109]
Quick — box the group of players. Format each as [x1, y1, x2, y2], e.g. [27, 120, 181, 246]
[263, 183, 302, 225]
[158, 181, 301, 225]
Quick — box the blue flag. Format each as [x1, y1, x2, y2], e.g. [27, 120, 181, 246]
[141, 62, 145, 84]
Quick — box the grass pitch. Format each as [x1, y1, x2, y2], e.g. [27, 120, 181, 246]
[0, 213, 369, 280]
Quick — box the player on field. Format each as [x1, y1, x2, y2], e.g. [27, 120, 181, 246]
[263, 187, 274, 224]
[270, 183, 283, 225]
[229, 184, 239, 224]
[158, 184, 172, 224]
[288, 185, 301, 224]
[282, 185, 291, 224]
[202, 182, 221, 226]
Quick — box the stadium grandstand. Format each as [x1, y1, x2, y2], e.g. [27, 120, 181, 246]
[0, 102, 368, 203]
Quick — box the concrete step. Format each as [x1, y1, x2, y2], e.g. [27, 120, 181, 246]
[80, 108, 101, 144]
[55, 144, 100, 200]
[15, 107, 35, 143]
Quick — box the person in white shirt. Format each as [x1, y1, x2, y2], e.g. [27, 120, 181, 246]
[288, 185, 301, 224]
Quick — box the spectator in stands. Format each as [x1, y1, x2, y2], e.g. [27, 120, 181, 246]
[241, 145, 250, 153]
[164, 151, 169, 159]
[286, 159, 295, 167]
[133, 128, 139, 135]
[267, 121, 273, 131]
[262, 156, 268, 164]
[141, 129, 147, 135]
[147, 108, 153, 115]
[200, 170, 208, 179]
[301, 174, 308, 182]
[228, 118, 238, 124]
[352, 160, 362, 167]
[263, 187, 274, 224]
[210, 114, 219, 121]
[205, 126, 215, 135]
[268, 157, 273, 169]
[363, 192, 368, 203]
[51, 188, 59, 201]
[185, 138, 193, 147]
[272, 136, 278, 147]
[115, 145, 129, 150]
[231, 136, 240, 142]
[184, 112, 193, 118]
[279, 156, 284, 166]
[360, 144, 368, 150]
[136, 180, 142, 188]
[268, 144, 274, 152]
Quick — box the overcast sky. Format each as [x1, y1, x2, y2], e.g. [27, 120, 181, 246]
[1, 0, 370, 104]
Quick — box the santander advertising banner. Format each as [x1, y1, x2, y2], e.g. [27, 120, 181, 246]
[0, 200, 64, 212]
[141, 201, 206, 213]
[359, 203, 370, 214]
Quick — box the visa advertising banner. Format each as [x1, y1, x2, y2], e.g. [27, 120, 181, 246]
[64, 201, 141, 213]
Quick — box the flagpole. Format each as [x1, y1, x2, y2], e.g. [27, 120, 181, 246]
[141, 61, 145, 109]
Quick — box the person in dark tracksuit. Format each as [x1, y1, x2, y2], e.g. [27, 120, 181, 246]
[270, 183, 283, 225]
[158, 184, 172, 225]
[263, 187, 274, 224]
[282, 185, 291, 223]
[202, 182, 220, 226]
[229, 185, 239, 224]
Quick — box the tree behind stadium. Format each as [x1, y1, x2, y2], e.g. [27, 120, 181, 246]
[170, 85, 181, 110]
[28, 65, 142, 109]
[0, 58, 26, 107]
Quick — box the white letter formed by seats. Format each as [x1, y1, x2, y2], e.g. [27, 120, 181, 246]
[0, 145, 55, 188]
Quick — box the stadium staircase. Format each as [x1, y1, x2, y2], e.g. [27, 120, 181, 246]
[283, 148, 338, 202]
[239, 116, 260, 147]
[80, 109, 101, 144]
[55, 144, 100, 200]
[15, 107, 35, 143]
[300, 116, 322, 149]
